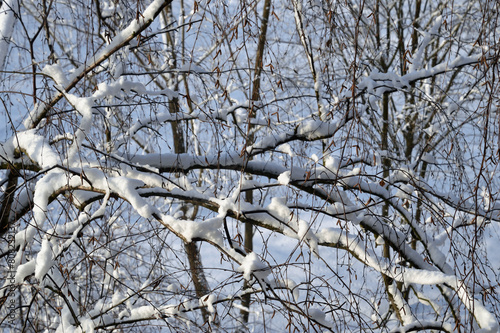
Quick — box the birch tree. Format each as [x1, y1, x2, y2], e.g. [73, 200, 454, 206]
[1, 0, 500, 332]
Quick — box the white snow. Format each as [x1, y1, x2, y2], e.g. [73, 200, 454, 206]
[10, 130, 60, 168]
[15, 259, 35, 283]
[107, 176, 157, 218]
[34, 239, 54, 281]
[277, 143, 294, 156]
[43, 63, 69, 87]
[129, 305, 159, 320]
[395, 184, 414, 200]
[0, 0, 18, 71]
[267, 197, 291, 219]
[237, 252, 270, 281]
[162, 215, 224, 243]
[308, 308, 332, 328]
[277, 171, 291, 185]
[199, 294, 216, 313]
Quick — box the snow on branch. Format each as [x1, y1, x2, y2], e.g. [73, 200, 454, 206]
[23, 0, 173, 129]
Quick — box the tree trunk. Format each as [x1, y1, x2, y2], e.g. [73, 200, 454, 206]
[161, 3, 212, 323]
[240, 0, 272, 326]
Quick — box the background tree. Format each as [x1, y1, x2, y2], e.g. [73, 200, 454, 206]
[1, 0, 500, 332]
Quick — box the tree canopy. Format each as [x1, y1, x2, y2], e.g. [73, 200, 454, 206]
[1, 0, 500, 332]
